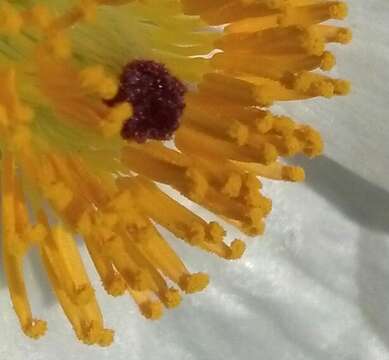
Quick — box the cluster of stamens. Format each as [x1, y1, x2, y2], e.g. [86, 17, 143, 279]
[0, 0, 350, 346]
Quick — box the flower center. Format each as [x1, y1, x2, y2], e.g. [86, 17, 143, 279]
[106, 60, 187, 143]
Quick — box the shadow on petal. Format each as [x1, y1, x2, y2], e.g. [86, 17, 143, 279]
[296, 156, 389, 235]
[357, 229, 389, 350]
[297, 156, 389, 349]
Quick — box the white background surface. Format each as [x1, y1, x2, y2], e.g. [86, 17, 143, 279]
[1, 0, 389, 359]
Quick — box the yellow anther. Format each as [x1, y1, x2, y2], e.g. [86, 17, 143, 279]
[244, 173, 262, 191]
[207, 222, 225, 243]
[105, 274, 127, 296]
[101, 102, 133, 137]
[79, 63, 119, 99]
[98, 77, 119, 100]
[186, 168, 208, 201]
[179, 273, 209, 294]
[248, 207, 265, 231]
[140, 301, 163, 320]
[258, 195, 272, 216]
[227, 239, 246, 260]
[80, 65, 106, 89]
[97, 329, 114, 347]
[228, 121, 249, 146]
[311, 80, 334, 98]
[301, 31, 325, 56]
[82, 321, 105, 345]
[188, 222, 206, 245]
[259, 143, 278, 165]
[222, 173, 242, 198]
[333, 79, 351, 95]
[282, 166, 305, 182]
[272, 116, 295, 135]
[293, 72, 314, 93]
[293, 72, 334, 98]
[256, 113, 273, 134]
[329, 2, 348, 20]
[161, 288, 181, 308]
[320, 51, 336, 71]
[295, 125, 324, 157]
[282, 135, 301, 156]
[24, 319, 48, 339]
[336, 28, 352, 44]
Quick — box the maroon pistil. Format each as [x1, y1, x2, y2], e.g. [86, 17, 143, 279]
[106, 60, 187, 143]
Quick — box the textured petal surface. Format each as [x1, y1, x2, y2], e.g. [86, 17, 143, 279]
[1, 0, 389, 359]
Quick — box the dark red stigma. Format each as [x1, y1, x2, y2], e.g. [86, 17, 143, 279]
[106, 60, 187, 143]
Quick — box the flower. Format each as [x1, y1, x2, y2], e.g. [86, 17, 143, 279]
[0, 0, 350, 346]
